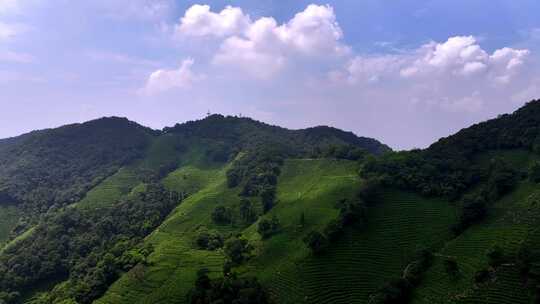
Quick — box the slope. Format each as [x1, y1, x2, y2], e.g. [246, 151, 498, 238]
[96, 159, 361, 303]
[412, 150, 540, 304]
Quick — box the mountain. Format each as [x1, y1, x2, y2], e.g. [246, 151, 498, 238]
[1, 101, 540, 304]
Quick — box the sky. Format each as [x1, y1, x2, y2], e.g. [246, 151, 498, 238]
[1, 0, 539, 150]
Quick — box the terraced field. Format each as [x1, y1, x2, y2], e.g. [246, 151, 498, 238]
[242, 159, 362, 303]
[412, 152, 540, 304]
[96, 160, 233, 304]
[292, 190, 456, 304]
[457, 265, 531, 304]
[412, 185, 540, 304]
[98, 159, 362, 304]
[76, 167, 140, 210]
[95, 151, 540, 304]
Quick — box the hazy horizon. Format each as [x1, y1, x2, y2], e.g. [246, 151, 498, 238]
[1, 0, 539, 149]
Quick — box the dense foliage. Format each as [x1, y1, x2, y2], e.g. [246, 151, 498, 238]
[370, 248, 434, 304]
[0, 117, 154, 237]
[362, 99, 540, 199]
[0, 183, 180, 304]
[304, 181, 375, 253]
[188, 269, 269, 304]
[257, 216, 281, 239]
[451, 158, 518, 234]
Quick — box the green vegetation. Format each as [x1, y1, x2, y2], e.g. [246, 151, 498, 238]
[188, 269, 269, 304]
[0, 184, 179, 304]
[0, 117, 153, 213]
[1, 101, 540, 304]
[0, 205, 20, 247]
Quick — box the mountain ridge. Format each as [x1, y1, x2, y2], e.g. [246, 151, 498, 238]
[1, 100, 540, 304]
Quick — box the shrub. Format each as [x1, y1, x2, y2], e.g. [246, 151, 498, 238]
[529, 161, 540, 183]
[486, 245, 505, 268]
[257, 216, 280, 239]
[211, 206, 232, 224]
[224, 238, 253, 265]
[303, 231, 328, 254]
[196, 231, 224, 250]
[443, 257, 459, 277]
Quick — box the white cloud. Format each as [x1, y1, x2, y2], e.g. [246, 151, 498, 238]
[331, 36, 531, 113]
[399, 36, 529, 82]
[141, 59, 202, 95]
[343, 55, 405, 84]
[170, 5, 534, 117]
[176, 4, 250, 37]
[177, 4, 348, 78]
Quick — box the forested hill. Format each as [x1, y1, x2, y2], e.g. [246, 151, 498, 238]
[0, 114, 388, 213]
[0, 113, 389, 304]
[428, 99, 540, 156]
[165, 114, 391, 156]
[3, 101, 540, 304]
[363, 99, 540, 199]
[0, 117, 154, 206]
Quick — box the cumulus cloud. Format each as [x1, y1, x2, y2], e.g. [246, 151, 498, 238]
[141, 59, 202, 95]
[339, 55, 406, 84]
[170, 5, 533, 116]
[176, 4, 250, 37]
[399, 36, 529, 82]
[176, 4, 348, 78]
[331, 36, 531, 113]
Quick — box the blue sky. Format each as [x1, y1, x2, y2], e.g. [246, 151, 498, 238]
[1, 0, 539, 149]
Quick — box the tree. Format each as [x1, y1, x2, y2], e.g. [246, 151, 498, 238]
[452, 194, 487, 235]
[487, 245, 505, 268]
[486, 158, 518, 200]
[529, 161, 540, 183]
[299, 212, 305, 229]
[239, 199, 256, 223]
[323, 219, 343, 242]
[196, 230, 223, 250]
[370, 278, 412, 304]
[261, 187, 276, 213]
[303, 231, 327, 254]
[224, 238, 253, 264]
[211, 206, 231, 224]
[444, 257, 459, 277]
[257, 216, 280, 239]
[474, 269, 491, 284]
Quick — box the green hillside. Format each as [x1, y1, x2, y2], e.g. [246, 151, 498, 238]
[2, 101, 540, 304]
[96, 159, 360, 303]
[0, 205, 19, 246]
